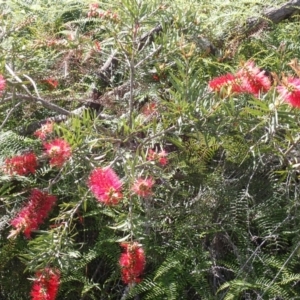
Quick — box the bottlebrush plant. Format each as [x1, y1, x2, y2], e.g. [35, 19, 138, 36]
[2, 0, 300, 299]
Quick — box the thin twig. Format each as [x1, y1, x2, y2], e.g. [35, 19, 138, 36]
[0, 101, 22, 130]
[23, 74, 41, 98]
[261, 240, 300, 298]
[129, 58, 135, 129]
[134, 45, 162, 69]
[5, 64, 72, 116]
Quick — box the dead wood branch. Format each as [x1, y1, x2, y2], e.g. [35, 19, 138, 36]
[6, 93, 73, 116]
[138, 23, 163, 51]
[240, 0, 300, 37]
[97, 50, 118, 83]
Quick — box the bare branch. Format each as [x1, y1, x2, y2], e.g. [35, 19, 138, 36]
[240, 0, 300, 36]
[6, 93, 73, 116]
[97, 50, 119, 83]
[5, 64, 73, 116]
[138, 23, 163, 51]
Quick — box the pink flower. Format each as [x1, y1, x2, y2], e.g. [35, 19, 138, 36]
[277, 77, 300, 107]
[41, 78, 58, 90]
[44, 139, 71, 167]
[34, 121, 54, 140]
[89, 3, 99, 10]
[8, 189, 57, 239]
[208, 61, 271, 96]
[208, 73, 243, 94]
[236, 61, 271, 96]
[88, 167, 123, 205]
[131, 177, 154, 197]
[147, 149, 168, 166]
[31, 268, 60, 300]
[88, 3, 99, 17]
[4, 152, 37, 176]
[141, 103, 157, 116]
[119, 242, 145, 284]
[0, 75, 6, 92]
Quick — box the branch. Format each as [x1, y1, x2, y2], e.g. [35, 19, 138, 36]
[5, 64, 73, 116]
[252, 0, 300, 24]
[137, 23, 163, 51]
[96, 50, 118, 83]
[241, 0, 300, 36]
[11, 93, 73, 116]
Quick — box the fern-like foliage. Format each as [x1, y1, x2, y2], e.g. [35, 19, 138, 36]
[0, 130, 39, 158]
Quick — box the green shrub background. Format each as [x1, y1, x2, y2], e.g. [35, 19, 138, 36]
[1, 0, 300, 299]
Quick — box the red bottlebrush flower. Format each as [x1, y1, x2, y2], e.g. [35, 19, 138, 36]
[44, 139, 71, 167]
[0, 74, 6, 92]
[119, 242, 145, 284]
[208, 73, 243, 95]
[34, 121, 54, 140]
[147, 149, 168, 166]
[152, 74, 160, 82]
[141, 103, 157, 116]
[31, 268, 60, 300]
[4, 152, 37, 176]
[236, 60, 271, 96]
[88, 167, 123, 205]
[94, 41, 101, 51]
[209, 61, 271, 97]
[41, 78, 58, 90]
[89, 3, 99, 10]
[277, 77, 300, 108]
[131, 177, 154, 197]
[8, 189, 57, 239]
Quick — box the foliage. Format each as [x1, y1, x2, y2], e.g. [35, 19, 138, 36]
[1, 0, 300, 299]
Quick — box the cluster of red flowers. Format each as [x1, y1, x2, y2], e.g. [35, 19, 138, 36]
[88, 167, 155, 204]
[41, 78, 59, 90]
[87, 3, 118, 20]
[8, 189, 57, 239]
[209, 60, 271, 96]
[141, 102, 157, 116]
[4, 152, 37, 176]
[0, 74, 6, 92]
[30, 268, 60, 300]
[119, 242, 145, 285]
[147, 149, 168, 166]
[88, 167, 123, 205]
[277, 77, 300, 108]
[131, 177, 155, 198]
[43, 138, 72, 167]
[34, 121, 54, 140]
[209, 60, 300, 108]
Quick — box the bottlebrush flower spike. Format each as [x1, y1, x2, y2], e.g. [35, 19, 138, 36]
[41, 78, 58, 90]
[31, 268, 60, 300]
[131, 177, 154, 197]
[89, 3, 99, 10]
[8, 189, 57, 239]
[4, 152, 37, 176]
[209, 61, 271, 97]
[0, 74, 6, 91]
[34, 121, 54, 140]
[208, 73, 243, 95]
[236, 60, 271, 96]
[88, 167, 123, 205]
[277, 77, 300, 108]
[147, 149, 168, 166]
[141, 102, 157, 116]
[119, 242, 145, 285]
[87, 3, 99, 17]
[44, 138, 71, 167]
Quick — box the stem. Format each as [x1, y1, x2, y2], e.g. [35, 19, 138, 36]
[128, 48, 135, 129]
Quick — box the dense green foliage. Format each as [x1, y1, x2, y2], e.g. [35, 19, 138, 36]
[1, 0, 300, 299]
